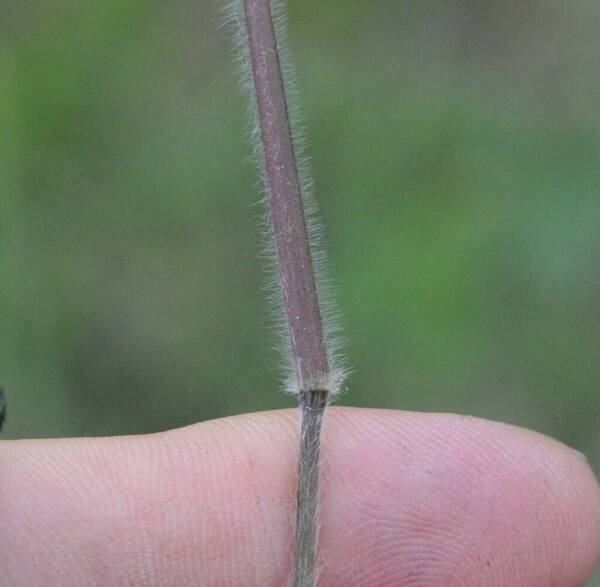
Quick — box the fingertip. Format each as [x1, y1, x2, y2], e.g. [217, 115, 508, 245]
[318, 408, 600, 586]
[1, 408, 598, 586]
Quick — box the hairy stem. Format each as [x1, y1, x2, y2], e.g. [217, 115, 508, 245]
[294, 390, 327, 586]
[242, 0, 329, 391]
[241, 1, 329, 584]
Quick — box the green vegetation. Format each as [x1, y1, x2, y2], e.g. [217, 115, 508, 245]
[1, 0, 598, 485]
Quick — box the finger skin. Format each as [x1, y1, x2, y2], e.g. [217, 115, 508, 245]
[0, 409, 598, 586]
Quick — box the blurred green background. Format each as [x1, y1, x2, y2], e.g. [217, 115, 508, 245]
[1, 0, 599, 572]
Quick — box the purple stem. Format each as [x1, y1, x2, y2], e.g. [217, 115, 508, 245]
[242, 0, 329, 394]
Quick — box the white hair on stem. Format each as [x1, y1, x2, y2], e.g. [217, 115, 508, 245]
[221, 1, 350, 584]
[220, 0, 348, 398]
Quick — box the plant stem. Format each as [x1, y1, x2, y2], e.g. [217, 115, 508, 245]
[294, 389, 327, 586]
[241, 1, 329, 584]
[242, 0, 329, 391]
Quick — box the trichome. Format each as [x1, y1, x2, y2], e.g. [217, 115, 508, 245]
[224, 1, 346, 585]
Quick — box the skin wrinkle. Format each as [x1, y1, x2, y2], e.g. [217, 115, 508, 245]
[318, 408, 596, 587]
[0, 408, 599, 586]
[472, 437, 573, 582]
[478, 437, 590, 584]
[460, 465, 515, 584]
[203, 413, 295, 585]
[242, 448, 284, 582]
